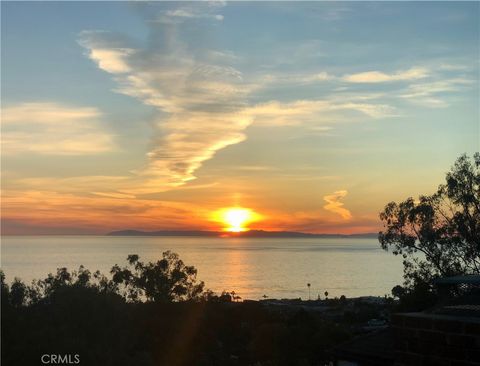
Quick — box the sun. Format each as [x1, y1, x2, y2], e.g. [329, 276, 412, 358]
[212, 207, 261, 232]
[224, 208, 251, 232]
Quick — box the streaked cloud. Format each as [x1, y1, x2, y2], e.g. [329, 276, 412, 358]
[1, 189, 205, 234]
[323, 190, 352, 220]
[246, 99, 396, 126]
[155, 2, 226, 24]
[79, 7, 254, 193]
[400, 77, 474, 107]
[260, 71, 335, 85]
[12, 175, 130, 195]
[165, 8, 224, 22]
[438, 63, 469, 71]
[342, 67, 429, 83]
[2, 102, 115, 155]
[77, 5, 463, 196]
[2, 1, 478, 236]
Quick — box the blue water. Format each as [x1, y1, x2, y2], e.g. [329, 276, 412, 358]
[1, 236, 404, 300]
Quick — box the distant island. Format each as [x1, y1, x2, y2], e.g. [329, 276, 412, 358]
[107, 229, 378, 238]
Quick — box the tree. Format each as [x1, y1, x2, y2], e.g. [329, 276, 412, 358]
[1, 270, 8, 296]
[391, 285, 405, 299]
[1, 272, 28, 308]
[110, 251, 204, 302]
[201, 289, 232, 302]
[26, 265, 116, 304]
[9, 278, 27, 307]
[379, 153, 480, 290]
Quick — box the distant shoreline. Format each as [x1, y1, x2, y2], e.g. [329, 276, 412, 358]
[1, 230, 379, 238]
[106, 229, 379, 239]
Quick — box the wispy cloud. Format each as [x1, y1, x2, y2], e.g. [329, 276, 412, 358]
[342, 67, 429, 83]
[79, 11, 252, 192]
[78, 19, 400, 191]
[12, 176, 130, 195]
[1, 189, 206, 234]
[80, 6, 393, 193]
[438, 63, 470, 71]
[260, 71, 335, 85]
[246, 99, 396, 126]
[155, 2, 226, 24]
[164, 8, 224, 22]
[323, 190, 352, 220]
[76, 4, 461, 194]
[2, 102, 115, 155]
[400, 77, 474, 107]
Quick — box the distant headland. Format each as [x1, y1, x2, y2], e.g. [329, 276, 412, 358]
[106, 229, 378, 238]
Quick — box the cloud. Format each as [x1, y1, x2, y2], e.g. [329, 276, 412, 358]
[1, 189, 206, 234]
[399, 77, 473, 107]
[87, 48, 134, 73]
[246, 99, 396, 126]
[342, 67, 429, 83]
[323, 190, 352, 220]
[438, 63, 469, 71]
[260, 71, 335, 85]
[257, 206, 377, 234]
[77, 5, 431, 194]
[12, 175, 131, 195]
[301, 72, 335, 82]
[154, 3, 226, 24]
[2, 102, 115, 155]
[79, 12, 253, 192]
[165, 8, 224, 21]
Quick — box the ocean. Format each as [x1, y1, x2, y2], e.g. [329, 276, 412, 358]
[1, 235, 404, 300]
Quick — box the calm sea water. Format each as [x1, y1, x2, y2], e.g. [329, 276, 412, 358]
[1, 236, 404, 300]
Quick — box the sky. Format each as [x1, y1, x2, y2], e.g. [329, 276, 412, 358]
[1, 1, 479, 235]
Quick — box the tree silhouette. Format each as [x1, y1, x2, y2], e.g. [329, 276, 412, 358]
[110, 251, 204, 302]
[9, 278, 27, 307]
[379, 153, 480, 289]
[24, 265, 116, 304]
[391, 285, 405, 299]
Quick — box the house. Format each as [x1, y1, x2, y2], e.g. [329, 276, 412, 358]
[334, 275, 480, 366]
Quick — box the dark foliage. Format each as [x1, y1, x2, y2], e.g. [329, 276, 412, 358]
[1, 252, 352, 366]
[110, 251, 205, 302]
[379, 153, 480, 310]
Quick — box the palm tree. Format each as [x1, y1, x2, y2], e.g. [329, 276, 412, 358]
[307, 283, 311, 301]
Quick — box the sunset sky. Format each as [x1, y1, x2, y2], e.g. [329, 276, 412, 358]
[2, 1, 479, 235]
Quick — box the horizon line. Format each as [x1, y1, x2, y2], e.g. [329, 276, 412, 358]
[1, 229, 380, 237]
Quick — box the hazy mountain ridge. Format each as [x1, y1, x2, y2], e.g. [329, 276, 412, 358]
[107, 229, 378, 238]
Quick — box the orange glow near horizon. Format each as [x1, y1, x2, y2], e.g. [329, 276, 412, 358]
[212, 207, 261, 232]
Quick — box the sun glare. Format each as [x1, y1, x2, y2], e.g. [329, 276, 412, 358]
[224, 208, 251, 232]
[212, 207, 261, 232]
